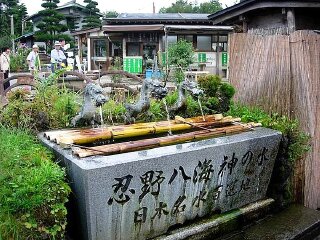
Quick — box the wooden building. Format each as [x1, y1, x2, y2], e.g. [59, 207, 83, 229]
[16, 0, 102, 49]
[208, 0, 320, 209]
[208, 0, 320, 35]
[72, 13, 233, 77]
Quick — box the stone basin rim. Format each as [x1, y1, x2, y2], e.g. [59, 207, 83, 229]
[38, 127, 281, 171]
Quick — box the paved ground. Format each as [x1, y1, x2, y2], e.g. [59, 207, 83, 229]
[216, 205, 320, 240]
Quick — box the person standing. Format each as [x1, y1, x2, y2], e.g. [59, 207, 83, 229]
[26, 44, 41, 74]
[59, 38, 68, 67]
[50, 41, 66, 72]
[0, 47, 11, 90]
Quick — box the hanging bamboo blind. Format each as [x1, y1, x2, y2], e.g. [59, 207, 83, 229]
[228, 30, 320, 209]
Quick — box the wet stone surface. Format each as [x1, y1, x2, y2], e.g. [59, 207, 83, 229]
[39, 127, 281, 240]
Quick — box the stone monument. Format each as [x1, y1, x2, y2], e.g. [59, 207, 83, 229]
[39, 127, 281, 240]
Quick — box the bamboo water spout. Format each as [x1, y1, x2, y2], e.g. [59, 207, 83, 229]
[72, 123, 261, 158]
[44, 115, 239, 146]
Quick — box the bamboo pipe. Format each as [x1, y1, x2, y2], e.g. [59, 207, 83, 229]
[44, 115, 220, 142]
[72, 124, 255, 158]
[56, 116, 242, 145]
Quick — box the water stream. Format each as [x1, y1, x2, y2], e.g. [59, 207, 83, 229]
[198, 98, 205, 121]
[99, 106, 104, 127]
[162, 99, 172, 136]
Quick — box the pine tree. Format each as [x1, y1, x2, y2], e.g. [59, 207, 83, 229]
[82, 0, 101, 29]
[35, 0, 68, 49]
[0, 5, 10, 36]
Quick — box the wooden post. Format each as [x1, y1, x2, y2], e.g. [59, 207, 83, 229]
[216, 33, 220, 76]
[287, 8, 296, 34]
[164, 28, 169, 76]
[77, 35, 82, 61]
[122, 37, 126, 58]
[87, 37, 92, 71]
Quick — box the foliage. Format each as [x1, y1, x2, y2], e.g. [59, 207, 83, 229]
[10, 47, 31, 72]
[0, 0, 28, 36]
[227, 103, 310, 162]
[111, 57, 122, 83]
[164, 90, 202, 118]
[0, 69, 80, 131]
[0, 126, 71, 239]
[82, 0, 101, 29]
[0, 36, 11, 52]
[227, 103, 310, 207]
[104, 10, 118, 18]
[143, 100, 165, 122]
[198, 74, 236, 113]
[168, 40, 194, 83]
[102, 99, 126, 124]
[35, 0, 68, 50]
[159, 0, 222, 14]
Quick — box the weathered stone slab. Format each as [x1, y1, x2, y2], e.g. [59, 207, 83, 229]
[39, 127, 281, 240]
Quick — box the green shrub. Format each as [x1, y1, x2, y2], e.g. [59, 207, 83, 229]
[227, 103, 310, 207]
[168, 40, 194, 83]
[198, 74, 236, 114]
[198, 74, 221, 96]
[102, 99, 126, 123]
[0, 71, 80, 131]
[0, 36, 11, 52]
[0, 127, 71, 239]
[10, 48, 31, 72]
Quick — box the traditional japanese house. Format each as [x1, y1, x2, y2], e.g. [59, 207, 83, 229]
[72, 13, 233, 77]
[208, 0, 320, 35]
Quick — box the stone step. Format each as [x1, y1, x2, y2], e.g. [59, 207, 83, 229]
[217, 205, 320, 240]
[157, 204, 320, 240]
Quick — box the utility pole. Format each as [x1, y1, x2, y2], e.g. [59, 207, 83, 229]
[21, 18, 25, 34]
[10, 15, 14, 53]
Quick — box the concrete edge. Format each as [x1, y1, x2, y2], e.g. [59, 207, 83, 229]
[155, 198, 275, 240]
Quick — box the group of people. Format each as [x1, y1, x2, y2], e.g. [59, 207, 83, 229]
[27, 39, 68, 74]
[0, 39, 68, 90]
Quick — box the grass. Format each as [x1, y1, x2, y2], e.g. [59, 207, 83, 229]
[0, 126, 71, 239]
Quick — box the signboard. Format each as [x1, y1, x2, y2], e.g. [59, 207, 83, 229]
[161, 52, 167, 65]
[222, 52, 228, 67]
[198, 53, 207, 63]
[123, 57, 143, 73]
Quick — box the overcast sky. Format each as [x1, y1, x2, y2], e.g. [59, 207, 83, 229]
[21, 0, 238, 16]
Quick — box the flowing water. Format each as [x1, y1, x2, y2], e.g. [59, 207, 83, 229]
[198, 98, 205, 121]
[163, 99, 172, 136]
[99, 106, 104, 127]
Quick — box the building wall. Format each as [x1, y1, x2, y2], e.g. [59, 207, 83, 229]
[295, 8, 320, 30]
[228, 31, 320, 209]
[246, 8, 287, 31]
[32, 7, 88, 34]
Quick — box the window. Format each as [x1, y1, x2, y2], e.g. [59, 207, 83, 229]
[196, 35, 211, 51]
[212, 35, 228, 52]
[178, 35, 193, 43]
[93, 39, 106, 57]
[127, 43, 140, 56]
[167, 35, 177, 45]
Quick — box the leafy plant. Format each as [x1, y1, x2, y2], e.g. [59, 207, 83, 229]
[10, 48, 31, 72]
[0, 36, 11, 52]
[198, 74, 236, 113]
[102, 99, 126, 123]
[0, 70, 80, 131]
[168, 39, 194, 83]
[0, 127, 71, 239]
[111, 57, 122, 83]
[227, 103, 310, 207]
